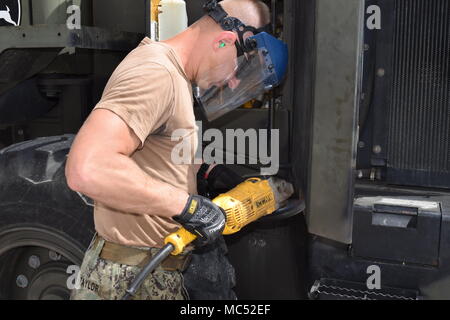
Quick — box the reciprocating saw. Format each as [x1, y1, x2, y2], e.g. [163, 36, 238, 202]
[122, 177, 294, 300]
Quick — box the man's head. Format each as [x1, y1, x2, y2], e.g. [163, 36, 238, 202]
[164, 0, 287, 121]
[192, 0, 271, 90]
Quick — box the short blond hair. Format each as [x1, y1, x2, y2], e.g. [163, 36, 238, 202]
[209, 0, 270, 29]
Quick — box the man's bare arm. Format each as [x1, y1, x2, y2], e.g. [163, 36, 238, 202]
[65, 109, 189, 218]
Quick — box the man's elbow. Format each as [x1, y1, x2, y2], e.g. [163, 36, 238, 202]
[65, 159, 96, 195]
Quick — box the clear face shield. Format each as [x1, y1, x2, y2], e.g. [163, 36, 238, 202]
[196, 0, 289, 122]
[196, 32, 288, 122]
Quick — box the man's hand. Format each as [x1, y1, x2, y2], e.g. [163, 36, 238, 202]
[197, 164, 244, 199]
[174, 195, 226, 246]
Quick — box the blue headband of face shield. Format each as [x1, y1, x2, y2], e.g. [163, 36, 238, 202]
[250, 32, 288, 90]
[196, 1, 289, 121]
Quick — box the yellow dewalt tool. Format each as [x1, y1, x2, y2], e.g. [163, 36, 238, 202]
[166, 177, 287, 254]
[122, 177, 293, 300]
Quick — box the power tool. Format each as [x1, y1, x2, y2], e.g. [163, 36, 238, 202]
[122, 177, 294, 300]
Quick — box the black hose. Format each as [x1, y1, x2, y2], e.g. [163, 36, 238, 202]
[121, 243, 175, 300]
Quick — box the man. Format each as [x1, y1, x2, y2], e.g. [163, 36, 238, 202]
[66, 0, 286, 300]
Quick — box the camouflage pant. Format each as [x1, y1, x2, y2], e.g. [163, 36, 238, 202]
[70, 235, 187, 300]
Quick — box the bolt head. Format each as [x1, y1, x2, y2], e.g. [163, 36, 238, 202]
[28, 255, 41, 269]
[49, 251, 61, 261]
[373, 145, 382, 154]
[16, 275, 28, 288]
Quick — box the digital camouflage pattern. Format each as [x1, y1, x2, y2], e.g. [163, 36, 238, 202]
[70, 236, 187, 300]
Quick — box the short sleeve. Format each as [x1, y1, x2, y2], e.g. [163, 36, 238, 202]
[93, 61, 175, 148]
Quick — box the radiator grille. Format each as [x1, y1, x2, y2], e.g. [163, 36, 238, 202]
[387, 0, 450, 183]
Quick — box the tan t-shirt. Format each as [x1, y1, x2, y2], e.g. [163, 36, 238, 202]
[92, 37, 198, 248]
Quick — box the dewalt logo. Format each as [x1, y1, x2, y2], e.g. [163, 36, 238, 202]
[255, 195, 273, 208]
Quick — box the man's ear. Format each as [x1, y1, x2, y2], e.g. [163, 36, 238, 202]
[212, 31, 237, 51]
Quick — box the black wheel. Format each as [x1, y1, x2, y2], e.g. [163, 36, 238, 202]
[0, 135, 95, 300]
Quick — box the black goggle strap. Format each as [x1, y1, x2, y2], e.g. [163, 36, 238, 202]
[204, 0, 272, 55]
[256, 23, 273, 34]
[204, 0, 227, 21]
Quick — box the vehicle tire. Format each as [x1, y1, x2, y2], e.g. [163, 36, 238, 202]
[0, 135, 95, 300]
[0, 135, 237, 300]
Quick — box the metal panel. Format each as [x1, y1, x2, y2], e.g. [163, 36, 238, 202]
[0, 25, 144, 54]
[30, 0, 89, 25]
[186, 0, 205, 25]
[93, 0, 146, 34]
[353, 196, 442, 266]
[289, 0, 316, 201]
[306, 0, 364, 243]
